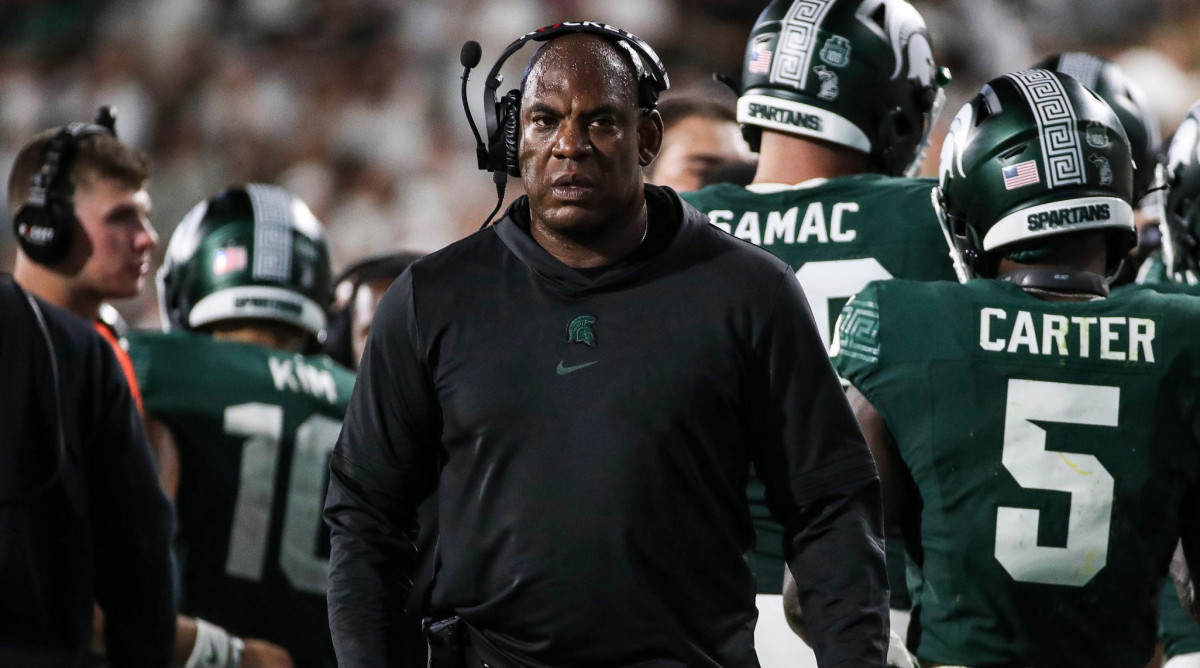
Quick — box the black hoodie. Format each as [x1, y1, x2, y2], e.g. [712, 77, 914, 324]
[325, 185, 885, 667]
[0, 277, 175, 667]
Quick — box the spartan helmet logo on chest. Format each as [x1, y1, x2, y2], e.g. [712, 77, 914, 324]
[567, 315, 597, 347]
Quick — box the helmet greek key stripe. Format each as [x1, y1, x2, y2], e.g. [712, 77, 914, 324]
[1056, 52, 1104, 91]
[248, 183, 293, 282]
[1006, 69, 1085, 189]
[771, 0, 836, 90]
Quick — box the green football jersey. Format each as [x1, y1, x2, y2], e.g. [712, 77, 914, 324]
[1119, 282, 1200, 658]
[125, 330, 355, 668]
[833, 278, 1200, 666]
[683, 175, 955, 597]
[681, 175, 956, 348]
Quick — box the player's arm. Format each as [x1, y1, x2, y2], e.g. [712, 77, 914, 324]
[749, 267, 887, 665]
[91, 411, 296, 667]
[143, 422, 295, 667]
[324, 271, 441, 666]
[97, 596, 296, 667]
[173, 616, 294, 668]
[846, 386, 907, 529]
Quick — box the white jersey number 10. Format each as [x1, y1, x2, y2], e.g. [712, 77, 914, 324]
[223, 402, 341, 595]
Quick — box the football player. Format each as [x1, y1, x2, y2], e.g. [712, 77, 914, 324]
[644, 92, 755, 193]
[125, 185, 356, 668]
[830, 69, 1200, 666]
[1152, 100, 1200, 287]
[678, 0, 951, 662]
[1033, 52, 1164, 285]
[324, 252, 422, 370]
[1119, 100, 1200, 668]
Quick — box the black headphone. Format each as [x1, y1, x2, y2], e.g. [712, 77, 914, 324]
[459, 22, 670, 226]
[324, 252, 423, 368]
[13, 107, 118, 266]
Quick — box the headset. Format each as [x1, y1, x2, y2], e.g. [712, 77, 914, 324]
[459, 22, 671, 227]
[13, 107, 118, 266]
[324, 252, 423, 367]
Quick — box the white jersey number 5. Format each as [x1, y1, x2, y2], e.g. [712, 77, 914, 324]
[994, 379, 1118, 586]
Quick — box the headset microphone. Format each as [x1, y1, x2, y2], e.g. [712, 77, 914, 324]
[94, 105, 118, 137]
[460, 40, 507, 230]
[460, 41, 486, 169]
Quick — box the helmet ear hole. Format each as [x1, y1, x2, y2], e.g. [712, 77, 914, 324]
[999, 145, 1028, 161]
[868, 3, 887, 29]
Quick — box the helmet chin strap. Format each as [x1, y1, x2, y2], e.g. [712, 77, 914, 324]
[998, 266, 1109, 301]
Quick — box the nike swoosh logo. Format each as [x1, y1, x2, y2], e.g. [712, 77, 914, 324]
[556, 360, 599, 376]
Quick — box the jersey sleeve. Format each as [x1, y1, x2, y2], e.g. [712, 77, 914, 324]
[748, 267, 887, 665]
[124, 332, 169, 415]
[832, 281, 884, 398]
[324, 269, 441, 667]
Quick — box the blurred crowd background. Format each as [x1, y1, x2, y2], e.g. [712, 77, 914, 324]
[3, 0, 1200, 327]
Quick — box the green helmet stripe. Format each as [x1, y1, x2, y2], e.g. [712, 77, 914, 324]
[1005, 69, 1086, 189]
[158, 185, 332, 336]
[248, 184, 294, 283]
[771, 0, 838, 90]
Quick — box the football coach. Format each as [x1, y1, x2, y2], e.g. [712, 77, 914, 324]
[325, 23, 887, 668]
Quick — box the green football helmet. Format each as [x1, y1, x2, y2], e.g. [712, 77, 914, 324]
[1033, 52, 1162, 206]
[1161, 101, 1200, 283]
[158, 184, 331, 339]
[937, 69, 1135, 281]
[738, 0, 949, 176]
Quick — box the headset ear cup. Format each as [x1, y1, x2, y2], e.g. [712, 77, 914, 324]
[501, 90, 522, 177]
[13, 203, 73, 266]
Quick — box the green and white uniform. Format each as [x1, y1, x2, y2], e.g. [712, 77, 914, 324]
[683, 175, 953, 665]
[834, 278, 1200, 666]
[683, 177, 953, 581]
[126, 330, 355, 668]
[1116, 281, 1200, 663]
[682, 175, 955, 352]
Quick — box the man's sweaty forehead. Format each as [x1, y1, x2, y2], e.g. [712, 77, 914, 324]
[523, 33, 637, 103]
